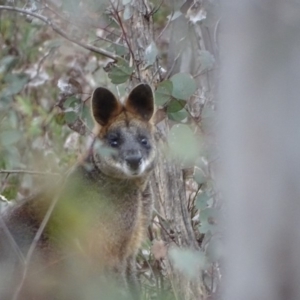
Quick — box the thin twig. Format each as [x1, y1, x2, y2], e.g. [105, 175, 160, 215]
[0, 170, 61, 176]
[0, 5, 118, 61]
[152, 219, 179, 247]
[165, 51, 182, 79]
[110, 1, 136, 64]
[29, 47, 56, 83]
[91, 35, 127, 49]
[156, 3, 173, 41]
[150, 64, 162, 85]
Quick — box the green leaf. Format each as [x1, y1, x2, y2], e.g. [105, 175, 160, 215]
[0, 130, 22, 147]
[194, 167, 206, 184]
[107, 59, 133, 84]
[155, 80, 173, 106]
[170, 73, 196, 100]
[54, 113, 65, 125]
[3, 74, 29, 96]
[199, 208, 218, 234]
[0, 95, 12, 111]
[168, 124, 198, 164]
[206, 239, 223, 263]
[167, 99, 185, 113]
[113, 44, 128, 56]
[169, 247, 206, 278]
[145, 41, 158, 66]
[0, 56, 19, 73]
[44, 39, 62, 49]
[199, 222, 216, 234]
[4, 146, 21, 169]
[196, 192, 211, 210]
[167, 11, 182, 21]
[200, 207, 217, 221]
[63, 96, 80, 110]
[81, 104, 94, 130]
[168, 108, 188, 122]
[199, 50, 215, 73]
[15, 96, 33, 116]
[64, 112, 77, 124]
[123, 4, 132, 20]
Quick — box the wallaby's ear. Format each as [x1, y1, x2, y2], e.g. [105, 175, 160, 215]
[92, 87, 122, 126]
[125, 84, 154, 121]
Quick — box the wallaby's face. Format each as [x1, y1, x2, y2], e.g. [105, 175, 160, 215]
[91, 84, 156, 178]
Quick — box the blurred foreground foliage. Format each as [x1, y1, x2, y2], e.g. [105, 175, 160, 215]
[0, 0, 221, 299]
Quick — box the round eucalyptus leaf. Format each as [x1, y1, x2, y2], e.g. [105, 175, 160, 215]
[0, 56, 19, 73]
[0, 130, 22, 147]
[167, 10, 182, 21]
[155, 80, 173, 106]
[194, 167, 206, 185]
[199, 208, 218, 234]
[81, 104, 94, 130]
[167, 99, 185, 113]
[3, 73, 29, 96]
[113, 44, 128, 56]
[168, 124, 198, 163]
[123, 4, 132, 20]
[170, 73, 196, 100]
[206, 239, 223, 263]
[64, 112, 77, 124]
[169, 247, 206, 279]
[63, 96, 80, 109]
[107, 59, 133, 84]
[199, 50, 215, 73]
[145, 41, 158, 66]
[196, 192, 211, 210]
[168, 108, 188, 122]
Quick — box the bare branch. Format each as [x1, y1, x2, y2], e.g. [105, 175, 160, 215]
[0, 5, 118, 61]
[156, 3, 173, 41]
[109, 1, 136, 65]
[0, 170, 61, 176]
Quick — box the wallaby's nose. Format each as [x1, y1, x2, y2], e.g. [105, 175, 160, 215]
[125, 153, 142, 170]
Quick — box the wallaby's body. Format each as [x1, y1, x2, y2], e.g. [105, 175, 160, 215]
[0, 84, 156, 299]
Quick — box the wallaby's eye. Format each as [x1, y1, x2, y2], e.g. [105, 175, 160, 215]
[140, 137, 148, 146]
[108, 134, 120, 148]
[110, 139, 119, 147]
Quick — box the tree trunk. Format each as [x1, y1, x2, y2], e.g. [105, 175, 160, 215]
[220, 1, 300, 299]
[125, 1, 218, 299]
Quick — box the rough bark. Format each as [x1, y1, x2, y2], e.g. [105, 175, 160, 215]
[125, 0, 218, 299]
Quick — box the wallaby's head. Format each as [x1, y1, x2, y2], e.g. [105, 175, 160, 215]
[91, 84, 156, 179]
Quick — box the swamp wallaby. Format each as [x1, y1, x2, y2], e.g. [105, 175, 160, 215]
[0, 83, 156, 299]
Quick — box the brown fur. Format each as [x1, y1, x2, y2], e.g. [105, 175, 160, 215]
[0, 84, 156, 299]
